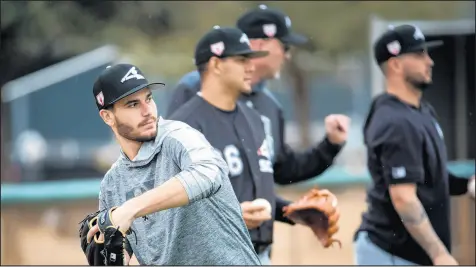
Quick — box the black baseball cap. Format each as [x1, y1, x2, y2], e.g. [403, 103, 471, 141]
[92, 64, 165, 110]
[236, 4, 308, 45]
[194, 26, 269, 66]
[373, 24, 443, 64]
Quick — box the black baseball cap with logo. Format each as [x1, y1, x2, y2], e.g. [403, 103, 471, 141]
[236, 4, 308, 45]
[92, 64, 165, 110]
[373, 24, 444, 65]
[194, 26, 269, 66]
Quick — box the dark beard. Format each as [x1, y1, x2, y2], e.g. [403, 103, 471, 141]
[405, 75, 431, 91]
[116, 119, 157, 142]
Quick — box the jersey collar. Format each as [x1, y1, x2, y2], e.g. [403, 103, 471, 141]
[251, 80, 266, 94]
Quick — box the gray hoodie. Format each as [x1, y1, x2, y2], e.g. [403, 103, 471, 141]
[98, 117, 261, 265]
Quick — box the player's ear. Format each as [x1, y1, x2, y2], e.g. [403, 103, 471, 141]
[209, 57, 222, 75]
[99, 109, 115, 127]
[387, 57, 402, 74]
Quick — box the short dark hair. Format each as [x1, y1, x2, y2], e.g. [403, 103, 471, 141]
[379, 62, 388, 76]
[197, 62, 208, 77]
[104, 104, 115, 111]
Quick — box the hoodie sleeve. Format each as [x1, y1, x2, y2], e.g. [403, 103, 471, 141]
[165, 124, 229, 203]
[98, 180, 108, 210]
[98, 190, 107, 210]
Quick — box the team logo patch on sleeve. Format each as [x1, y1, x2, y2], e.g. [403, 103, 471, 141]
[391, 167, 406, 179]
[433, 121, 444, 139]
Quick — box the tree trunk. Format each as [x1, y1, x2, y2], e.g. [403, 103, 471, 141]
[287, 56, 311, 149]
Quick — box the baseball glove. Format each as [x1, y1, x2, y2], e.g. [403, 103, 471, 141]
[79, 207, 128, 265]
[79, 210, 106, 265]
[283, 187, 341, 248]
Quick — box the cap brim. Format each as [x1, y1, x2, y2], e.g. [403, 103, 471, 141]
[425, 40, 444, 49]
[232, 49, 269, 59]
[108, 82, 165, 107]
[410, 40, 444, 52]
[279, 32, 309, 46]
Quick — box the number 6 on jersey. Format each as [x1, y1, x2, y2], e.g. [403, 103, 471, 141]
[223, 145, 244, 176]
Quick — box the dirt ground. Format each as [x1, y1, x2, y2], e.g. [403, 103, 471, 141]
[2, 185, 474, 265]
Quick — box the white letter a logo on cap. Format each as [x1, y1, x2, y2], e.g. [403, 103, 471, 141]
[121, 67, 145, 83]
[413, 26, 425, 40]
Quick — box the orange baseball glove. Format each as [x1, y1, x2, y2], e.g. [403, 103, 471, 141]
[283, 187, 341, 248]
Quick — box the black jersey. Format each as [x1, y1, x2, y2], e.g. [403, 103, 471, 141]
[166, 71, 343, 185]
[357, 93, 470, 265]
[169, 95, 276, 245]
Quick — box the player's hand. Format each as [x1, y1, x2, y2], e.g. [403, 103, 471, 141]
[241, 201, 272, 229]
[325, 114, 351, 145]
[86, 224, 104, 243]
[432, 253, 458, 265]
[468, 175, 475, 199]
[110, 205, 135, 235]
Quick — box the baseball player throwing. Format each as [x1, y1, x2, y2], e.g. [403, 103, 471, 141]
[78, 64, 261, 265]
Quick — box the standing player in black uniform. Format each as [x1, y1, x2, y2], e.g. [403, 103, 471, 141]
[166, 5, 349, 246]
[354, 24, 475, 266]
[167, 8, 349, 183]
[168, 26, 276, 264]
[232, 6, 350, 183]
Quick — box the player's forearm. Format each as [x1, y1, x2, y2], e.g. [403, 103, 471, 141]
[311, 136, 343, 173]
[274, 138, 342, 184]
[393, 196, 449, 260]
[124, 177, 190, 220]
[275, 196, 295, 225]
[124, 157, 226, 219]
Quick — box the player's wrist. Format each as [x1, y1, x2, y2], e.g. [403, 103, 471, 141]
[427, 240, 451, 262]
[121, 199, 142, 220]
[324, 135, 345, 148]
[430, 249, 452, 262]
[467, 177, 475, 199]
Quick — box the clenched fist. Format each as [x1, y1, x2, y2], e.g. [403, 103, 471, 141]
[468, 175, 475, 199]
[241, 201, 272, 229]
[325, 114, 350, 145]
